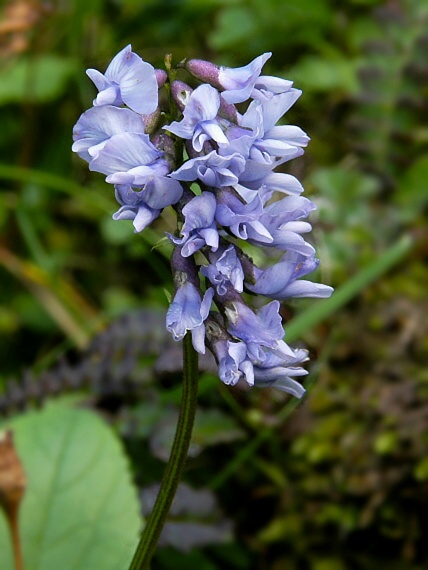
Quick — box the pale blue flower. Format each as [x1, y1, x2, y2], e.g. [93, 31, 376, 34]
[165, 84, 228, 151]
[210, 320, 308, 398]
[184, 53, 293, 104]
[75, 126, 183, 231]
[170, 151, 245, 188]
[72, 105, 147, 164]
[217, 52, 272, 104]
[216, 92, 309, 197]
[252, 349, 309, 397]
[168, 192, 219, 257]
[201, 245, 244, 295]
[217, 341, 253, 386]
[221, 92, 309, 176]
[88, 132, 161, 176]
[225, 300, 294, 362]
[166, 282, 214, 354]
[216, 191, 314, 256]
[215, 191, 272, 243]
[86, 44, 159, 115]
[112, 186, 162, 233]
[246, 251, 334, 299]
[233, 172, 304, 204]
[251, 195, 317, 256]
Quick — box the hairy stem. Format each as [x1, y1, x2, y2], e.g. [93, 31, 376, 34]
[128, 332, 199, 570]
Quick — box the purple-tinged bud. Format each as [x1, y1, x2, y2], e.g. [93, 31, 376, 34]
[155, 68, 168, 88]
[185, 59, 222, 89]
[142, 108, 161, 134]
[218, 97, 238, 123]
[170, 80, 193, 111]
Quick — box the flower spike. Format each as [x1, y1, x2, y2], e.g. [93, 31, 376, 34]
[72, 47, 333, 398]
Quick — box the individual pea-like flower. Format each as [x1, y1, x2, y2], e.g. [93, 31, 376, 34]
[215, 189, 272, 243]
[245, 251, 334, 300]
[217, 52, 273, 104]
[201, 245, 244, 295]
[231, 171, 304, 204]
[224, 299, 293, 362]
[204, 315, 253, 386]
[87, 132, 161, 176]
[167, 248, 214, 354]
[251, 195, 317, 256]
[252, 349, 309, 397]
[168, 191, 219, 257]
[112, 186, 161, 233]
[86, 44, 159, 115]
[219, 92, 310, 183]
[170, 151, 246, 188]
[215, 189, 314, 256]
[164, 84, 228, 151]
[217, 341, 251, 386]
[205, 311, 309, 397]
[112, 175, 183, 233]
[166, 281, 214, 354]
[72, 105, 147, 164]
[185, 52, 294, 104]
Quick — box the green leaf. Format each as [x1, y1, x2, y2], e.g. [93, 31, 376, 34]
[0, 403, 142, 570]
[0, 55, 76, 105]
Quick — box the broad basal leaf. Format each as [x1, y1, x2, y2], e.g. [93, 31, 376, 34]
[0, 402, 142, 570]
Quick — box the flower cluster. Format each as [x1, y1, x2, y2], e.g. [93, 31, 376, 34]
[73, 45, 333, 398]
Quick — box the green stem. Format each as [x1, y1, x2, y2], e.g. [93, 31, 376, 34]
[128, 333, 199, 570]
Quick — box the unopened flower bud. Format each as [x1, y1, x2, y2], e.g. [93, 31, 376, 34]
[0, 431, 26, 516]
[155, 68, 168, 88]
[184, 59, 222, 89]
[170, 80, 193, 111]
[218, 97, 238, 123]
[142, 108, 161, 134]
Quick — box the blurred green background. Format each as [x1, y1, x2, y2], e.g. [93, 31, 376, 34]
[0, 0, 427, 569]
